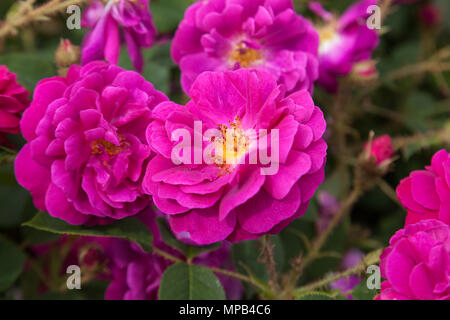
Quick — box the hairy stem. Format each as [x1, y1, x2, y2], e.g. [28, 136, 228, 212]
[297, 187, 363, 275]
[258, 236, 280, 295]
[293, 249, 382, 296]
[0, 0, 88, 40]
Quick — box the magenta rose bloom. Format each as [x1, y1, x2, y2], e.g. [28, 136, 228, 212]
[171, 0, 319, 94]
[143, 69, 327, 244]
[376, 219, 450, 300]
[0, 65, 29, 135]
[82, 0, 157, 72]
[104, 209, 242, 300]
[396, 149, 450, 226]
[15, 61, 168, 225]
[309, 0, 379, 92]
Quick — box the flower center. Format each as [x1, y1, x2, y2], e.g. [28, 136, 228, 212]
[229, 43, 262, 68]
[317, 24, 340, 54]
[91, 137, 129, 165]
[211, 116, 249, 168]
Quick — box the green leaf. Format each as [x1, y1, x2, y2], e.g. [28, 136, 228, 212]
[351, 280, 378, 300]
[301, 198, 318, 222]
[151, 0, 193, 34]
[119, 43, 173, 95]
[297, 292, 336, 300]
[0, 236, 26, 291]
[23, 212, 153, 251]
[0, 51, 55, 92]
[156, 217, 220, 259]
[20, 227, 60, 246]
[0, 165, 32, 228]
[278, 219, 315, 273]
[159, 262, 226, 300]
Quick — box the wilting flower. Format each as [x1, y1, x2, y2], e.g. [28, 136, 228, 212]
[376, 219, 450, 300]
[30, 235, 110, 294]
[364, 134, 394, 166]
[143, 69, 327, 244]
[396, 149, 450, 226]
[15, 61, 168, 225]
[82, 0, 157, 72]
[309, 0, 379, 92]
[171, 0, 319, 94]
[104, 209, 242, 300]
[33, 235, 109, 271]
[0, 65, 29, 135]
[330, 249, 364, 299]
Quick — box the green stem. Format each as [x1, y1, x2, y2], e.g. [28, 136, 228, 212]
[298, 188, 362, 274]
[293, 249, 382, 297]
[0, 0, 89, 40]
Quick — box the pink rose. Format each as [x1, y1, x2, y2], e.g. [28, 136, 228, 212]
[376, 219, 450, 300]
[397, 149, 450, 226]
[15, 61, 168, 225]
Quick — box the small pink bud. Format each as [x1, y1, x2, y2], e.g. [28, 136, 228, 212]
[351, 60, 378, 82]
[55, 39, 80, 71]
[419, 3, 442, 28]
[364, 134, 394, 165]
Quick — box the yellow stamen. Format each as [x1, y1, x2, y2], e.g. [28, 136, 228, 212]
[229, 43, 262, 68]
[211, 116, 249, 173]
[91, 137, 129, 158]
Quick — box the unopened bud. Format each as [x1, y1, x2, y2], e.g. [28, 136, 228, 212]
[360, 133, 395, 176]
[419, 4, 442, 28]
[351, 60, 378, 83]
[55, 39, 80, 76]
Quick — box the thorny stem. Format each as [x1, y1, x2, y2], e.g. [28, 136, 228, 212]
[297, 188, 363, 275]
[281, 188, 364, 299]
[0, 0, 89, 40]
[293, 249, 382, 297]
[258, 236, 280, 295]
[366, 46, 450, 92]
[393, 123, 450, 151]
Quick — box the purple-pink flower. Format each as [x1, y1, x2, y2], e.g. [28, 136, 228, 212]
[82, 0, 157, 72]
[143, 69, 327, 245]
[309, 0, 379, 92]
[15, 61, 167, 225]
[104, 209, 242, 300]
[0, 65, 29, 135]
[396, 149, 450, 226]
[376, 219, 450, 300]
[316, 191, 340, 233]
[330, 249, 364, 299]
[171, 0, 319, 95]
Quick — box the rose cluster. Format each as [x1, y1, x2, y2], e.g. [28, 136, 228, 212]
[9, 0, 448, 302]
[376, 149, 450, 300]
